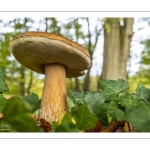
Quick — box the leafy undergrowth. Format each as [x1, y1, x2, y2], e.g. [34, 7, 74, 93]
[1, 66, 150, 132]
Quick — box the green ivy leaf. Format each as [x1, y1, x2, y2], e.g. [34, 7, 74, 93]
[22, 92, 39, 104]
[0, 66, 9, 94]
[103, 101, 117, 114]
[51, 121, 59, 132]
[0, 94, 7, 113]
[22, 92, 41, 113]
[83, 92, 108, 126]
[54, 113, 79, 132]
[119, 92, 140, 111]
[31, 100, 41, 113]
[71, 104, 97, 131]
[67, 97, 75, 111]
[126, 103, 150, 132]
[2, 96, 42, 132]
[114, 108, 126, 121]
[100, 79, 129, 100]
[67, 90, 84, 105]
[103, 101, 125, 121]
[135, 84, 150, 103]
[84, 92, 105, 104]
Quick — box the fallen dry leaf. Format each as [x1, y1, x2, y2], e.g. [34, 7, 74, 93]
[123, 122, 129, 132]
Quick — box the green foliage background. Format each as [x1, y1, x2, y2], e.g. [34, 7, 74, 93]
[1, 67, 150, 132]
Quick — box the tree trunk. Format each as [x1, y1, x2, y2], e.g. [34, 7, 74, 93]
[74, 77, 80, 92]
[83, 70, 90, 92]
[45, 18, 48, 32]
[19, 66, 25, 96]
[27, 70, 33, 94]
[101, 18, 134, 81]
[74, 18, 80, 92]
[83, 18, 102, 92]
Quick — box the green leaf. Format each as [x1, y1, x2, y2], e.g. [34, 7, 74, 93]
[0, 66, 9, 94]
[103, 101, 125, 121]
[67, 90, 84, 105]
[126, 103, 150, 132]
[51, 121, 59, 132]
[2, 96, 42, 132]
[135, 84, 150, 103]
[103, 101, 117, 114]
[22, 92, 39, 104]
[119, 92, 140, 111]
[54, 113, 79, 132]
[0, 94, 7, 113]
[84, 92, 105, 104]
[22, 92, 41, 113]
[31, 100, 41, 113]
[67, 97, 75, 111]
[114, 108, 126, 121]
[100, 79, 129, 100]
[84, 92, 108, 126]
[71, 104, 97, 131]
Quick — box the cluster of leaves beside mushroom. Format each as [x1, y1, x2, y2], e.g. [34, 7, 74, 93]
[1, 32, 150, 132]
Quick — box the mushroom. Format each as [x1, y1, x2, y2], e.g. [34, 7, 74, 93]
[9, 31, 91, 123]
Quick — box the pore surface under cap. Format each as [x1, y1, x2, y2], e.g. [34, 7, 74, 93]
[9, 32, 91, 78]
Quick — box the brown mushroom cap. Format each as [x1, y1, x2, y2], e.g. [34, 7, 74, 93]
[9, 31, 91, 78]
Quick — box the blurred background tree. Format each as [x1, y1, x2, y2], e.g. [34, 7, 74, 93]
[101, 18, 134, 81]
[0, 17, 150, 98]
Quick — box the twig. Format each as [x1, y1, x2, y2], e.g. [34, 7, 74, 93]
[101, 121, 125, 132]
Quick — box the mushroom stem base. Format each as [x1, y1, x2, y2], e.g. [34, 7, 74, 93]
[40, 63, 67, 123]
